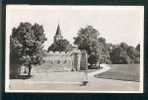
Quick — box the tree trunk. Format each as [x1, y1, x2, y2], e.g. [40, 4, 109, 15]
[28, 64, 32, 77]
[98, 63, 101, 69]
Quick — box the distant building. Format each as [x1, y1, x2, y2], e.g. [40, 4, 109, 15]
[54, 24, 63, 42]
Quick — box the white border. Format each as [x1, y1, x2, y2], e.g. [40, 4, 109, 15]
[5, 5, 144, 93]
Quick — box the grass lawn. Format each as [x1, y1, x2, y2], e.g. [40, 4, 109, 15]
[32, 63, 73, 73]
[30, 64, 84, 82]
[95, 64, 140, 82]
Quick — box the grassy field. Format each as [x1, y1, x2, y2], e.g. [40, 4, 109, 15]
[95, 64, 140, 82]
[30, 64, 84, 82]
[32, 63, 73, 73]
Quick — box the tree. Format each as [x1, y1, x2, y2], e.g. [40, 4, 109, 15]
[136, 44, 140, 51]
[10, 22, 47, 77]
[98, 37, 106, 44]
[127, 46, 140, 64]
[120, 42, 128, 50]
[88, 53, 99, 67]
[119, 48, 131, 64]
[74, 25, 100, 67]
[110, 46, 121, 64]
[127, 46, 135, 62]
[110, 46, 131, 64]
[74, 25, 99, 52]
[110, 42, 140, 64]
[98, 37, 111, 64]
[48, 39, 71, 52]
[134, 49, 140, 63]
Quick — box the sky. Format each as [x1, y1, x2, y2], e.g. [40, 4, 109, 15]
[6, 5, 144, 50]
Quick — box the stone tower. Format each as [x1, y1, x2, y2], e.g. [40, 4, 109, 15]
[54, 24, 63, 42]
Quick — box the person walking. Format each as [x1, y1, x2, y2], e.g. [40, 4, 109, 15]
[82, 70, 88, 86]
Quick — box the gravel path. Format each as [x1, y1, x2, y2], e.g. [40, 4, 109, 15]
[8, 64, 141, 92]
[88, 64, 111, 79]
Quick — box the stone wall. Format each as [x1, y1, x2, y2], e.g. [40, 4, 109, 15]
[44, 51, 72, 65]
[43, 50, 81, 71]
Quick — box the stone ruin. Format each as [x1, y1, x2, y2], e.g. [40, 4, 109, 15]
[43, 49, 87, 72]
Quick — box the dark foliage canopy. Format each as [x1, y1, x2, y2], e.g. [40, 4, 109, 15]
[74, 25, 140, 65]
[10, 22, 47, 66]
[48, 39, 72, 52]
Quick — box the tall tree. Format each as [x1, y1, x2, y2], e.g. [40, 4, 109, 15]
[74, 25, 100, 67]
[10, 22, 47, 77]
[74, 25, 100, 53]
[98, 37, 111, 64]
[127, 46, 140, 64]
[136, 44, 140, 51]
[120, 42, 128, 50]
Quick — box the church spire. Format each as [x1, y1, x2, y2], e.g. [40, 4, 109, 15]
[54, 24, 63, 42]
[55, 24, 61, 36]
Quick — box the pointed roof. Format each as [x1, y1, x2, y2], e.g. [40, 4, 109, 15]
[55, 24, 61, 36]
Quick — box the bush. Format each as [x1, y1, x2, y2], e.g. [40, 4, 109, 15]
[88, 54, 98, 66]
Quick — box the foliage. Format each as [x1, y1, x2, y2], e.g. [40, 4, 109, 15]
[74, 25, 141, 65]
[74, 25, 99, 52]
[98, 37, 111, 64]
[110, 43, 140, 64]
[74, 25, 100, 66]
[74, 25, 140, 65]
[10, 22, 47, 76]
[48, 39, 72, 52]
[136, 44, 140, 51]
[74, 26, 140, 65]
[88, 52, 99, 66]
